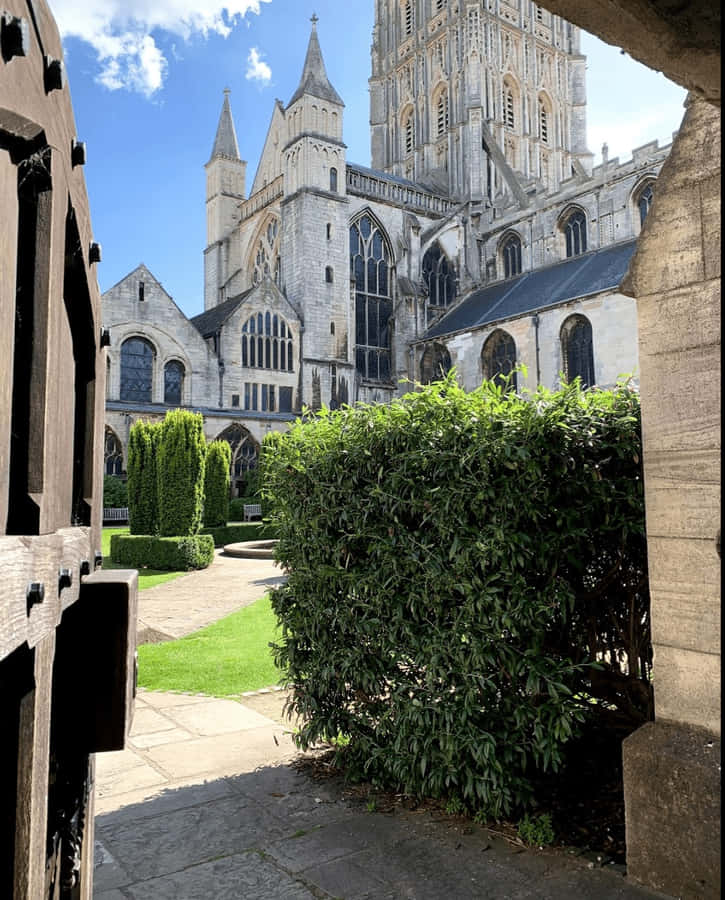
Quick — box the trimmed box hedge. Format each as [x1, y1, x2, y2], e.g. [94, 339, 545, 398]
[110, 534, 215, 571]
[200, 522, 274, 548]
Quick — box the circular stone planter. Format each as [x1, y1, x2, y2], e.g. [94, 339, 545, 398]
[223, 539, 278, 560]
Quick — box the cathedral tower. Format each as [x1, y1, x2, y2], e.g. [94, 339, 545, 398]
[369, 0, 592, 202]
[204, 89, 247, 310]
[281, 16, 354, 409]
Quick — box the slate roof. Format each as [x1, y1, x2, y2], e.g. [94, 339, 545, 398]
[288, 21, 344, 108]
[190, 289, 252, 338]
[209, 90, 241, 162]
[424, 239, 638, 340]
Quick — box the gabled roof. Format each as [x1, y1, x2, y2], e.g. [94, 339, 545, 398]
[190, 289, 253, 338]
[424, 239, 638, 340]
[209, 89, 241, 162]
[287, 19, 344, 108]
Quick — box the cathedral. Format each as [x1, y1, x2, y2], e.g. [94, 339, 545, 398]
[103, 1, 671, 495]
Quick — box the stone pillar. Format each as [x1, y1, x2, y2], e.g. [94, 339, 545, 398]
[620, 94, 720, 900]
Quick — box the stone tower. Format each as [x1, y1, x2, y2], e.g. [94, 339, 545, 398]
[369, 0, 592, 202]
[281, 16, 354, 409]
[204, 89, 247, 310]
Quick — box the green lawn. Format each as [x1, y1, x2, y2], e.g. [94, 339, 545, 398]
[137, 595, 281, 696]
[102, 527, 187, 591]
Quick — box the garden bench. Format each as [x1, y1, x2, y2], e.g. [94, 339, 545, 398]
[243, 503, 262, 521]
[103, 507, 129, 523]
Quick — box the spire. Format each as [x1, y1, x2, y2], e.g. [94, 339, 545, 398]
[287, 15, 344, 108]
[209, 88, 241, 162]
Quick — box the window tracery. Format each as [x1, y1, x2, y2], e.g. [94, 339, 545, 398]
[562, 209, 588, 257]
[120, 337, 154, 403]
[636, 181, 655, 226]
[351, 214, 393, 383]
[216, 424, 260, 495]
[104, 427, 124, 476]
[420, 343, 452, 384]
[423, 241, 457, 313]
[481, 330, 518, 392]
[501, 232, 522, 279]
[242, 312, 294, 372]
[164, 360, 184, 406]
[251, 217, 281, 286]
[561, 315, 595, 388]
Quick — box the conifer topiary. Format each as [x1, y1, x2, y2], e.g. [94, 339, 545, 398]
[157, 410, 207, 537]
[203, 440, 232, 527]
[126, 420, 159, 535]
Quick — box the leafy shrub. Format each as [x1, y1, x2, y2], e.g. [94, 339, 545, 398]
[201, 522, 274, 548]
[103, 475, 128, 508]
[157, 410, 206, 537]
[204, 440, 232, 527]
[127, 421, 160, 535]
[517, 813, 555, 847]
[262, 376, 650, 818]
[110, 533, 214, 571]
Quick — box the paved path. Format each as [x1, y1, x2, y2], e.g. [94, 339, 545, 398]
[95, 555, 672, 899]
[137, 549, 285, 643]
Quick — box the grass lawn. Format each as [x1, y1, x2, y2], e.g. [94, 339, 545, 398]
[102, 527, 188, 591]
[137, 595, 281, 696]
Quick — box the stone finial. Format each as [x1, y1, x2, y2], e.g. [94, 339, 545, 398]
[602, 142, 609, 164]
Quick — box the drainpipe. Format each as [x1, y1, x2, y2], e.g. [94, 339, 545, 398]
[532, 313, 541, 386]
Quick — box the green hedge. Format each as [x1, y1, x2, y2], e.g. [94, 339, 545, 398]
[158, 410, 206, 537]
[261, 376, 650, 818]
[127, 421, 160, 535]
[204, 440, 232, 527]
[110, 533, 215, 571]
[200, 522, 274, 548]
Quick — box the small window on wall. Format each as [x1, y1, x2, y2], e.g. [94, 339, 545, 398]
[636, 182, 655, 227]
[279, 387, 293, 413]
[330, 168, 338, 192]
[562, 209, 587, 258]
[325, 266, 334, 284]
[232, 394, 240, 408]
[481, 329, 518, 393]
[327, 223, 332, 240]
[561, 314, 595, 388]
[138, 281, 145, 302]
[501, 233, 522, 279]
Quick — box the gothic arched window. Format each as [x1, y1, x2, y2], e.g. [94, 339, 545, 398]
[164, 360, 185, 406]
[501, 232, 522, 279]
[562, 209, 588, 258]
[561, 315, 595, 388]
[330, 167, 338, 193]
[120, 337, 154, 403]
[422, 241, 457, 310]
[636, 181, 655, 227]
[216, 424, 260, 497]
[351, 213, 393, 383]
[251, 216, 281, 286]
[420, 343, 452, 384]
[481, 329, 518, 392]
[104, 427, 124, 476]
[242, 312, 294, 372]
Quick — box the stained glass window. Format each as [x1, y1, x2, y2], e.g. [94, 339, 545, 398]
[501, 233, 522, 278]
[242, 313, 293, 372]
[482, 330, 518, 392]
[563, 209, 587, 258]
[351, 214, 393, 383]
[120, 337, 153, 403]
[164, 360, 184, 406]
[423, 242, 457, 310]
[561, 315, 595, 388]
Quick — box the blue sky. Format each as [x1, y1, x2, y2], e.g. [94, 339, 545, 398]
[53, 0, 686, 320]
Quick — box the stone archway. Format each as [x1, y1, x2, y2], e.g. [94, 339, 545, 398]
[215, 424, 261, 498]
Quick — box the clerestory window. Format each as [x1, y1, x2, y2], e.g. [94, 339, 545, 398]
[563, 209, 588, 258]
[242, 312, 294, 372]
[501, 233, 522, 279]
[422, 241, 457, 311]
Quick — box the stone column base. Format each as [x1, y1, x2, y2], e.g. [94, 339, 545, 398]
[623, 720, 720, 899]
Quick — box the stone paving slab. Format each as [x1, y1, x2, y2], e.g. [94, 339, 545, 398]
[95, 690, 673, 900]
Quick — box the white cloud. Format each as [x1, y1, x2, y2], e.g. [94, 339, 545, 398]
[52, 0, 271, 97]
[588, 104, 684, 166]
[245, 47, 271, 85]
